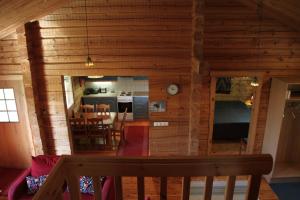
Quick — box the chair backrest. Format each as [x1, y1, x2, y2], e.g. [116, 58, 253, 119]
[120, 107, 127, 141]
[80, 104, 95, 113]
[96, 104, 110, 114]
[86, 118, 106, 133]
[69, 118, 86, 133]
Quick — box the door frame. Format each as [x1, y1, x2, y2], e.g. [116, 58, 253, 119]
[208, 71, 264, 154]
[0, 75, 35, 167]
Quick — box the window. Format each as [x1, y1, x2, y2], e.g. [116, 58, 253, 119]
[0, 88, 19, 122]
[64, 76, 74, 109]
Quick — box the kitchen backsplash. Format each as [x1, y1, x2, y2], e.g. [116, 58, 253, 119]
[85, 77, 149, 92]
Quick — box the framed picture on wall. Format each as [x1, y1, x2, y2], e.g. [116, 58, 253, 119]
[149, 100, 166, 112]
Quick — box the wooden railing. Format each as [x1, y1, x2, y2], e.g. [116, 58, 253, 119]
[33, 155, 273, 200]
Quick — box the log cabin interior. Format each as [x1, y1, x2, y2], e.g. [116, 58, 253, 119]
[0, 0, 300, 199]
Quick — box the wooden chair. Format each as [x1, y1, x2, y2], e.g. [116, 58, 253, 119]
[69, 118, 87, 149]
[86, 118, 110, 148]
[112, 108, 127, 147]
[96, 104, 110, 115]
[69, 118, 86, 136]
[80, 104, 95, 113]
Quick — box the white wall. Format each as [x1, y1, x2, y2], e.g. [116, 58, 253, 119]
[262, 78, 287, 182]
[85, 77, 149, 92]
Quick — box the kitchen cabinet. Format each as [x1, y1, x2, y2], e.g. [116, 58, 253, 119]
[133, 76, 148, 80]
[85, 76, 118, 82]
[81, 97, 118, 112]
[133, 96, 148, 119]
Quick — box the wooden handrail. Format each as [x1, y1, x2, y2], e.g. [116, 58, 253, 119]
[33, 154, 273, 200]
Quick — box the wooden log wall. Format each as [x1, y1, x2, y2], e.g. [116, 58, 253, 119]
[31, 0, 193, 155]
[201, 0, 300, 154]
[0, 33, 22, 74]
[204, 0, 300, 71]
[1, 0, 300, 156]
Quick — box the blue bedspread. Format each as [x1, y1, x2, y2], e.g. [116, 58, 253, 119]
[213, 101, 251, 140]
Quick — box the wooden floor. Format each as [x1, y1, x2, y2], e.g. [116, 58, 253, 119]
[273, 162, 300, 178]
[211, 140, 246, 155]
[74, 121, 277, 200]
[122, 177, 278, 200]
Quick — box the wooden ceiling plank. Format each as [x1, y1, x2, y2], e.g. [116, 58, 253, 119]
[0, 0, 70, 39]
[240, 0, 300, 32]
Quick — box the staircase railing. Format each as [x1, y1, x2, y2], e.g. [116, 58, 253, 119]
[33, 154, 273, 200]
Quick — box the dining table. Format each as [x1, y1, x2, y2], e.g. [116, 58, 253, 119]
[74, 112, 117, 147]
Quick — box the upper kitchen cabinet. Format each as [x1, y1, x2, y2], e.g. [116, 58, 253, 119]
[85, 76, 118, 82]
[133, 76, 148, 80]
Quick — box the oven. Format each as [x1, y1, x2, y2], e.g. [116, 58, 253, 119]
[117, 95, 133, 120]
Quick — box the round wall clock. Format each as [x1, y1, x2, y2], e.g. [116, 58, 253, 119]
[167, 84, 179, 95]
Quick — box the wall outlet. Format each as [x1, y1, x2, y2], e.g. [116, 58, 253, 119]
[153, 122, 169, 127]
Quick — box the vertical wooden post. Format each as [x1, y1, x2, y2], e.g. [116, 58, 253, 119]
[160, 177, 167, 200]
[66, 174, 80, 200]
[16, 23, 46, 155]
[115, 176, 123, 200]
[182, 176, 191, 200]
[93, 176, 102, 200]
[225, 176, 236, 200]
[204, 176, 214, 200]
[246, 175, 262, 200]
[188, 0, 206, 155]
[137, 176, 145, 200]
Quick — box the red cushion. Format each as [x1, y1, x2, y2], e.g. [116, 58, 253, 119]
[31, 156, 60, 177]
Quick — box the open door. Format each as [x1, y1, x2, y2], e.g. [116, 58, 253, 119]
[0, 75, 33, 168]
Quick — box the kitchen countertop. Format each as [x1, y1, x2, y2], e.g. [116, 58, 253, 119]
[83, 91, 149, 97]
[133, 91, 149, 97]
[83, 93, 118, 97]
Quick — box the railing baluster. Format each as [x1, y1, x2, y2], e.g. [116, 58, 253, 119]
[182, 176, 191, 200]
[246, 175, 261, 200]
[53, 186, 64, 200]
[160, 177, 167, 200]
[137, 176, 145, 200]
[66, 174, 80, 200]
[225, 176, 236, 200]
[93, 176, 102, 200]
[115, 176, 123, 200]
[204, 176, 213, 200]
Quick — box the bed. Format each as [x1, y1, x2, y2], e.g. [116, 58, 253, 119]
[213, 101, 251, 140]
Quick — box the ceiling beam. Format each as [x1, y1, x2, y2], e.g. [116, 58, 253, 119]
[240, 0, 300, 32]
[0, 0, 70, 39]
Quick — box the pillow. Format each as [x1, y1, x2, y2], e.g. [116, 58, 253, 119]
[26, 175, 48, 194]
[79, 176, 107, 194]
[31, 155, 60, 177]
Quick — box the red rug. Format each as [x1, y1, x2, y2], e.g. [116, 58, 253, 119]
[117, 126, 149, 156]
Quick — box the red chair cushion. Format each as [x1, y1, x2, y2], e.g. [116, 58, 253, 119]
[31, 155, 60, 177]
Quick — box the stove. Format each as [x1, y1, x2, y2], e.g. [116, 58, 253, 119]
[119, 91, 132, 96]
[117, 91, 133, 120]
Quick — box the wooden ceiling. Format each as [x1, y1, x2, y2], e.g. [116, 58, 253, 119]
[0, 0, 70, 39]
[0, 0, 299, 39]
[241, 0, 300, 32]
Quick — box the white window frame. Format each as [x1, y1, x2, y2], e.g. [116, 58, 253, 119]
[64, 76, 74, 109]
[0, 88, 19, 122]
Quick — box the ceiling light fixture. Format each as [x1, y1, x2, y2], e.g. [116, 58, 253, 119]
[84, 0, 94, 67]
[87, 76, 104, 79]
[251, 77, 259, 87]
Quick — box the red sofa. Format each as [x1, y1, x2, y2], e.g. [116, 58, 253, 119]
[8, 155, 115, 200]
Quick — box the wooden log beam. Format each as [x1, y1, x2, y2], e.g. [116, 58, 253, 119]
[16, 23, 46, 155]
[0, 0, 70, 39]
[240, 0, 300, 32]
[188, 0, 205, 155]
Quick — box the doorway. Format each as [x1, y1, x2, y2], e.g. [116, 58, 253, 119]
[62, 76, 149, 153]
[0, 75, 33, 168]
[208, 74, 263, 155]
